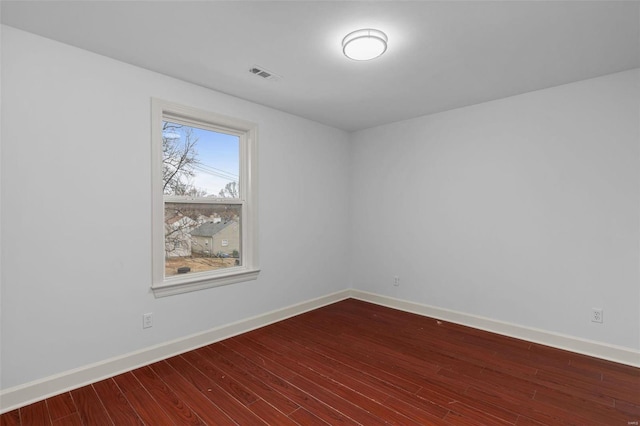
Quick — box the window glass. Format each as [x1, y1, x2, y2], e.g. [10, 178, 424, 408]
[162, 121, 239, 198]
[164, 202, 241, 277]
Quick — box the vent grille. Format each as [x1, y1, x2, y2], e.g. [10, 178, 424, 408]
[249, 65, 280, 81]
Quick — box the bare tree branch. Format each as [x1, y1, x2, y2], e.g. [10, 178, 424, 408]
[162, 123, 206, 196]
[218, 181, 239, 198]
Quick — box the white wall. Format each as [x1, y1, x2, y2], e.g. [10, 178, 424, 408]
[350, 69, 640, 350]
[2, 23, 638, 398]
[0, 26, 350, 390]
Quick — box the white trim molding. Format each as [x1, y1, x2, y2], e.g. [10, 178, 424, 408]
[0, 290, 351, 414]
[2, 288, 638, 414]
[349, 289, 640, 368]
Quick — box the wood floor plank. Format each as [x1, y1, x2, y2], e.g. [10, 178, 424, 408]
[534, 368, 621, 406]
[182, 348, 260, 407]
[444, 408, 511, 426]
[91, 378, 143, 426]
[251, 310, 514, 425]
[111, 371, 142, 394]
[201, 344, 301, 415]
[533, 386, 632, 425]
[383, 396, 451, 425]
[51, 413, 83, 426]
[514, 415, 549, 426]
[19, 400, 51, 426]
[223, 336, 299, 381]
[247, 331, 425, 425]
[288, 407, 329, 425]
[0, 410, 20, 426]
[280, 332, 425, 395]
[150, 359, 237, 426]
[270, 337, 395, 404]
[132, 365, 205, 425]
[1, 298, 637, 425]
[269, 320, 429, 392]
[286, 373, 388, 426]
[417, 381, 520, 425]
[122, 385, 175, 425]
[220, 340, 360, 425]
[465, 385, 576, 425]
[615, 399, 640, 417]
[437, 366, 534, 402]
[246, 399, 299, 426]
[45, 392, 76, 421]
[69, 386, 113, 426]
[166, 353, 269, 425]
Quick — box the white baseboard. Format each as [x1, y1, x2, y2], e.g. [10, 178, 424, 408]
[349, 289, 640, 368]
[0, 289, 351, 414]
[3, 288, 638, 414]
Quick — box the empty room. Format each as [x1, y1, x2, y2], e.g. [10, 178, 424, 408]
[1, 1, 638, 424]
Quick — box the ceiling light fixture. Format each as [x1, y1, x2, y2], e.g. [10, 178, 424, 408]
[342, 29, 388, 61]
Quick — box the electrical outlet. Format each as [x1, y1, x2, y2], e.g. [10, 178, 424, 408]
[143, 312, 153, 329]
[591, 308, 603, 323]
[393, 276, 400, 287]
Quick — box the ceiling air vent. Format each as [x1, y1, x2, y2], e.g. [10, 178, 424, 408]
[249, 65, 280, 81]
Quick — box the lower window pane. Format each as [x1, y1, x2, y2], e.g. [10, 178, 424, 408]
[164, 202, 241, 277]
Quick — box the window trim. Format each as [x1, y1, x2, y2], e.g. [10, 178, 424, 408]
[151, 98, 259, 297]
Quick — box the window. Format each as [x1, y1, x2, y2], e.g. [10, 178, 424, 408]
[151, 99, 259, 296]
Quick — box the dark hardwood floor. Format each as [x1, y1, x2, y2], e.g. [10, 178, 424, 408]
[2, 298, 638, 425]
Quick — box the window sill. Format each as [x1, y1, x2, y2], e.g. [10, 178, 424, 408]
[151, 268, 260, 297]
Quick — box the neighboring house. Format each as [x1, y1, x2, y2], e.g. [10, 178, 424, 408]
[191, 220, 240, 256]
[164, 212, 197, 258]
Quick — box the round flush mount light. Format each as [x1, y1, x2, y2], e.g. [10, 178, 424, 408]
[342, 29, 388, 61]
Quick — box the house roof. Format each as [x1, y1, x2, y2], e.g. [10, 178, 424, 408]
[165, 212, 197, 226]
[190, 220, 235, 238]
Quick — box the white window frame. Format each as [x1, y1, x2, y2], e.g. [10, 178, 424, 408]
[151, 99, 259, 297]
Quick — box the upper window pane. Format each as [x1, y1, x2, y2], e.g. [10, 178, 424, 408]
[162, 121, 240, 198]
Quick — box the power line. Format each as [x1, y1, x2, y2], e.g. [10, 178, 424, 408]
[195, 163, 238, 179]
[192, 164, 238, 181]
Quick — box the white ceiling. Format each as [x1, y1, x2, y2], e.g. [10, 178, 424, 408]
[2, 1, 639, 131]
